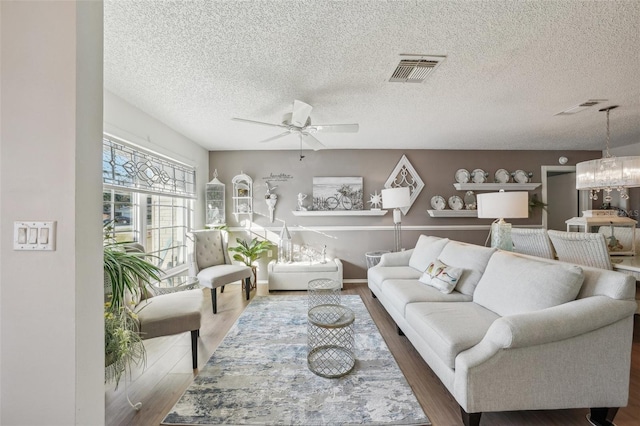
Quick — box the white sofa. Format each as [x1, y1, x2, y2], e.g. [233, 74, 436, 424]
[368, 235, 637, 426]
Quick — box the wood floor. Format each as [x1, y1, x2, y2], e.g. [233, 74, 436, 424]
[105, 283, 640, 426]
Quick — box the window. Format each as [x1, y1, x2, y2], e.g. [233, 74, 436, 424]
[102, 136, 196, 273]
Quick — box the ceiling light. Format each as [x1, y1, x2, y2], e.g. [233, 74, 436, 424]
[576, 106, 640, 201]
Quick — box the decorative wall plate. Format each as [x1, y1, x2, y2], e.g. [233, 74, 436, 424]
[431, 195, 446, 210]
[463, 191, 477, 210]
[455, 169, 470, 184]
[384, 154, 425, 215]
[494, 169, 510, 184]
[471, 169, 487, 184]
[513, 170, 530, 184]
[448, 195, 464, 210]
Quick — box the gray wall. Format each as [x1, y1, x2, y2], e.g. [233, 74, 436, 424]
[210, 149, 600, 280]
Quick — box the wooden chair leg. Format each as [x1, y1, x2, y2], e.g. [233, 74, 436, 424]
[211, 288, 217, 314]
[589, 407, 618, 426]
[460, 408, 482, 426]
[244, 277, 251, 300]
[190, 330, 198, 369]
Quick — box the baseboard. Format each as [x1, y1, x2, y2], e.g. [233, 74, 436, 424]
[344, 278, 368, 284]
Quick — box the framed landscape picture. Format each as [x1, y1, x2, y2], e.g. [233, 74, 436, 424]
[312, 177, 364, 211]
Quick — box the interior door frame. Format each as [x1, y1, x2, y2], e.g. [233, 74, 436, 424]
[541, 165, 591, 229]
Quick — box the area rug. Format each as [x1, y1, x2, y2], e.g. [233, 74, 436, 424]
[162, 295, 430, 426]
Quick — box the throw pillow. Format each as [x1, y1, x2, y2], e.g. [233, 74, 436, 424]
[419, 259, 464, 293]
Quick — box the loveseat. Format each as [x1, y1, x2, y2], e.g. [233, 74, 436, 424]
[368, 235, 637, 426]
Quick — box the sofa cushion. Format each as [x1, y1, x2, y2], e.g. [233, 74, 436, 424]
[135, 289, 203, 340]
[438, 241, 496, 296]
[419, 259, 463, 293]
[368, 265, 422, 289]
[473, 251, 585, 317]
[408, 235, 450, 272]
[381, 280, 472, 316]
[405, 302, 499, 369]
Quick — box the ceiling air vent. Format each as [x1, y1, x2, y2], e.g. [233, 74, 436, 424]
[389, 55, 446, 83]
[555, 99, 608, 116]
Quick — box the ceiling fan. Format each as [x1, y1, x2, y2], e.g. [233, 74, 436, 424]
[232, 100, 359, 152]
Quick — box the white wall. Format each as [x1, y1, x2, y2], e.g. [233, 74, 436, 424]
[610, 142, 640, 157]
[1, 2, 104, 425]
[103, 90, 209, 229]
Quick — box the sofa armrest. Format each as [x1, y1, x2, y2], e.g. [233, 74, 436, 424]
[454, 296, 636, 413]
[484, 296, 637, 349]
[377, 249, 414, 267]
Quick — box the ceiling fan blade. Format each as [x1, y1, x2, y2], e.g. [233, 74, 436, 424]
[232, 117, 287, 129]
[301, 133, 325, 151]
[291, 100, 313, 127]
[311, 123, 359, 133]
[258, 131, 292, 144]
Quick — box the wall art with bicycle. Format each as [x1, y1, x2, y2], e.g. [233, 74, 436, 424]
[312, 177, 364, 211]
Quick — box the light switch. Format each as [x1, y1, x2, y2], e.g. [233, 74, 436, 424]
[39, 227, 49, 244]
[28, 227, 38, 244]
[17, 227, 27, 244]
[14, 221, 56, 250]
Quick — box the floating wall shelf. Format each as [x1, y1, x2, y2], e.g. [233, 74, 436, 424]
[291, 210, 388, 217]
[427, 210, 478, 218]
[453, 183, 541, 191]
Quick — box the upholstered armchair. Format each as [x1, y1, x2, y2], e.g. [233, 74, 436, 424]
[188, 230, 253, 314]
[125, 243, 204, 369]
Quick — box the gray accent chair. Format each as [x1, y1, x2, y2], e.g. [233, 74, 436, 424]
[188, 230, 253, 314]
[125, 243, 204, 369]
[548, 230, 613, 270]
[510, 227, 555, 259]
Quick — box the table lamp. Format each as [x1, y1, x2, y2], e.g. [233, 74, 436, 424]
[477, 190, 529, 251]
[382, 187, 411, 252]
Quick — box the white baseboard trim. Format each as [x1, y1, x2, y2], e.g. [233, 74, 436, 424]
[344, 278, 368, 284]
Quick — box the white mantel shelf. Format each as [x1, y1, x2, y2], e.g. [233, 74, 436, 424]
[427, 209, 478, 218]
[291, 210, 388, 217]
[453, 183, 541, 191]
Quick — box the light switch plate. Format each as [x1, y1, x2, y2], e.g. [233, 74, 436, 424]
[13, 221, 56, 251]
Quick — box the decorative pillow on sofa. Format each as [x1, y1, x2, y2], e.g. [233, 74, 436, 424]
[473, 251, 584, 317]
[419, 259, 463, 293]
[408, 235, 450, 272]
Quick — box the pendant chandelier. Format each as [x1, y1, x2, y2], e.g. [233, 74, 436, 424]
[576, 105, 640, 202]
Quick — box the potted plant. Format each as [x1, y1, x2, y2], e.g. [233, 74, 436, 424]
[103, 223, 162, 387]
[228, 237, 273, 283]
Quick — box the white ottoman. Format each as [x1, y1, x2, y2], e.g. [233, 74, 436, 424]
[267, 258, 343, 291]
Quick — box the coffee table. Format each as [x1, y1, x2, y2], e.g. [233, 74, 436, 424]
[149, 275, 199, 295]
[307, 304, 355, 378]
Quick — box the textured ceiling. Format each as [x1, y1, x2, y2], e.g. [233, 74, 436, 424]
[104, 0, 640, 152]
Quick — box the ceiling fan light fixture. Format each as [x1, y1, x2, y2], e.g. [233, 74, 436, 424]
[389, 54, 446, 83]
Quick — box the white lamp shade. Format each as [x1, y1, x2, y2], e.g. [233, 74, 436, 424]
[382, 187, 411, 209]
[477, 191, 529, 219]
[576, 155, 640, 190]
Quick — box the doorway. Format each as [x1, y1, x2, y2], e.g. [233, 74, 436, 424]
[541, 165, 591, 230]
